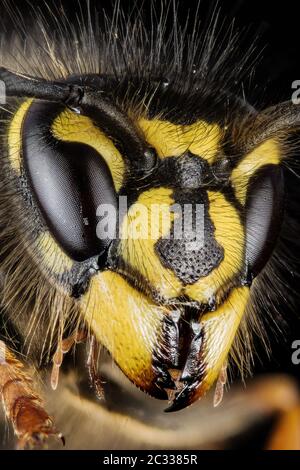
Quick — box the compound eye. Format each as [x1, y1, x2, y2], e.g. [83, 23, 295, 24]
[245, 165, 284, 277]
[22, 101, 117, 262]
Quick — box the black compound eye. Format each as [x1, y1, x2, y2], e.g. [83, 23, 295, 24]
[245, 165, 284, 278]
[22, 101, 117, 262]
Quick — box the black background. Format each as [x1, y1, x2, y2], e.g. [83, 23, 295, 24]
[4, 0, 300, 104]
[1, 0, 300, 383]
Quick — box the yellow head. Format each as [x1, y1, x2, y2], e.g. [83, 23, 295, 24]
[4, 70, 285, 411]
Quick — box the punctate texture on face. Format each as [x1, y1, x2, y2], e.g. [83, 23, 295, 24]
[8, 75, 284, 411]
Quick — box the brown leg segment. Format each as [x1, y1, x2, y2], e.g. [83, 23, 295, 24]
[0, 340, 63, 449]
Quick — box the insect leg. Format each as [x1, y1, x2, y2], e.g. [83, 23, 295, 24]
[0, 340, 63, 449]
[51, 329, 87, 391]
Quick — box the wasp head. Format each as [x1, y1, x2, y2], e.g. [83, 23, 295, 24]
[2, 68, 287, 411]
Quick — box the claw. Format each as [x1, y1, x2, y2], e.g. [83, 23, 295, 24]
[165, 382, 198, 412]
[17, 421, 64, 450]
[164, 322, 205, 412]
[163, 287, 250, 412]
[81, 271, 250, 411]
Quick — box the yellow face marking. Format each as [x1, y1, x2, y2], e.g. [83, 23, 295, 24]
[52, 109, 125, 191]
[185, 191, 244, 303]
[119, 187, 182, 299]
[81, 271, 167, 389]
[8, 99, 33, 174]
[138, 118, 222, 162]
[34, 231, 73, 275]
[231, 139, 281, 205]
[196, 286, 250, 397]
[119, 188, 244, 303]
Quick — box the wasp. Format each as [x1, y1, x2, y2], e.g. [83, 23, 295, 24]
[0, 0, 299, 449]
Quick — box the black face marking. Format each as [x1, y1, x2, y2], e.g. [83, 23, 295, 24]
[155, 188, 224, 285]
[175, 152, 211, 189]
[12, 71, 274, 295]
